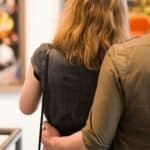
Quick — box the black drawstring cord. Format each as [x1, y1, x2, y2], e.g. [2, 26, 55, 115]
[38, 48, 50, 150]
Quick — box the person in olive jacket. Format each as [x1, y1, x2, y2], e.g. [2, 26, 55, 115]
[42, 33, 150, 150]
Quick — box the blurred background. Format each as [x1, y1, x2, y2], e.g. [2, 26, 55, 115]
[0, 0, 64, 149]
[128, 0, 150, 36]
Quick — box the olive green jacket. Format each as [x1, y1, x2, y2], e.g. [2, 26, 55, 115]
[82, 33, 150, 150]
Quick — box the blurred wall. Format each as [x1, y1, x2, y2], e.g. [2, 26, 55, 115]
[0, 0, 64, 149]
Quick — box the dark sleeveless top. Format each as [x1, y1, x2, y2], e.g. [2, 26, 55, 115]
[31, 43, 99, 135]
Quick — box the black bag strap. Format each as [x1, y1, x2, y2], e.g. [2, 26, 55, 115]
[38, 46, 51, 150]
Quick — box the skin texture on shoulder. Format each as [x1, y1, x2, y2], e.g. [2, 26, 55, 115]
[42, 131, 86, 150]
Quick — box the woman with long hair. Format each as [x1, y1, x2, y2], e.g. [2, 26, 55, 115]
[20, 0, 129, 145]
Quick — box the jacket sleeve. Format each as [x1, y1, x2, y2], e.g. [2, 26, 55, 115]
[82, 46, 124, 150]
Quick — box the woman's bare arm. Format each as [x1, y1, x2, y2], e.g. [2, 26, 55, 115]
[19, 64, 42, 114]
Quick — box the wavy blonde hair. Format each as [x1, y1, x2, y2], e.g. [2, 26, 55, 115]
[52, 0, 130, 70]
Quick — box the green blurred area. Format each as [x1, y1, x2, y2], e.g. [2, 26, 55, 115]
[128, 0, 150, 16]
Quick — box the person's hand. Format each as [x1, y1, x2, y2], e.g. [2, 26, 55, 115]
[42, 136, 59, 150]
[42, 121, 60, 150]
[42, 131, 86, 150]
[42, 121, 60, 138]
